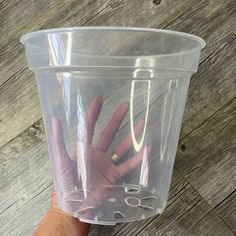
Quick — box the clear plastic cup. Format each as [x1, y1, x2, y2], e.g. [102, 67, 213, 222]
[21, 27, 205, 225]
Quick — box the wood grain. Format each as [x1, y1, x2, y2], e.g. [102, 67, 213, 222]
[1, 0, 236, 235]
[0, 109, 182, 236]
[0, 0, 195, 147]
[215, 190, 236, 232]
[0, 0, 112, 86]
[190, 211, 234, 236]
[89, 176, 234, 236]
[181, 34, 236, 138]
[0, 121, 53, 236]
[88, 170, 184, 236]
[176, 97, 236, 207]
[1, 0, 234, 148]
[0, 0, 114, 147]
[114, 179, 210, 236]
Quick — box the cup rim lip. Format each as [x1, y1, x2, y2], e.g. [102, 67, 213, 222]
[20, 26, 206, 49]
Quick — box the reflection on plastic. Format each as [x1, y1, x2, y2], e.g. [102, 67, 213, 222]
[65, 33, 72, 65]
[56, 73, 72, 126]
[76, 91, 87, 197]
[125, 195, 158, 210]
[49, 34, 72, 126]
[130, 80, 151, 152]
[48, 33, 72, 66]
[48, 34, 65, 66]
[139, 146, 149, 186]
[160, 80, 178, 161]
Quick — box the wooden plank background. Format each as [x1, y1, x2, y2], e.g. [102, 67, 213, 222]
[0, 0, 235, 235]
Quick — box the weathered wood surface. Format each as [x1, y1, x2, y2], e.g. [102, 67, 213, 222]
[1, 0, 235, 147]
[215, 190, 236, 232]
[0, 0, 200, 147]
[0, 0, 236, 235]
[175, 98, 236, 208]
[89, 177, 234, 236]
[89, 99, 236, 236]
[0, 122, 52, 236]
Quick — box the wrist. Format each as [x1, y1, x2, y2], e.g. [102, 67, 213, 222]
[33, 210, 90, 236]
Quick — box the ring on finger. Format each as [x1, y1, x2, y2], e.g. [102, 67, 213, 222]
[111, 152, 120, 163]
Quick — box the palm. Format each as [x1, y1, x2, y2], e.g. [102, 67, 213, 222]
[51, 96, 151, 215]
[87, 146, 120, 185]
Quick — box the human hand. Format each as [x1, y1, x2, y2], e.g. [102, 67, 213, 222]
[33, 191, 90, 236]
[51, 96, 152, 217]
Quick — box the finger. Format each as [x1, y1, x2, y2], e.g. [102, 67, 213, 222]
[52, 117, 68, 158]
[114, 117, 145, 158]
[52, 118, 76, 191]
[86, 96, 103, 144]
[96, 102, 129, 152]
[117, 146, 152, 177]
[52, 118, 73, 171]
